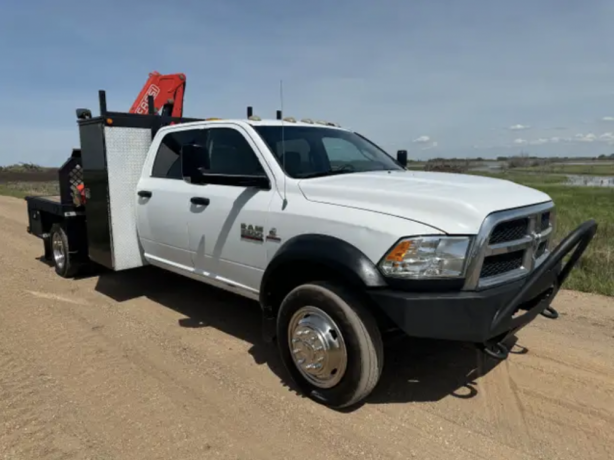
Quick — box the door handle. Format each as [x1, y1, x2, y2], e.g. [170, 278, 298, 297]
[190, 197, 210, 206]
[138, 190, 152, 198]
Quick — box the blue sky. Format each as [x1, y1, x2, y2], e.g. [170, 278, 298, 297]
[2, 0, 614, 166]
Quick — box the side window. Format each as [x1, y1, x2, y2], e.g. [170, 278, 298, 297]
[205, 128, 266, 176]
[151, 129, 205, 179]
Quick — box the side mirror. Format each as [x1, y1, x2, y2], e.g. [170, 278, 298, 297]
[181, 144, 209, 183]
[397, 150, 408, 167]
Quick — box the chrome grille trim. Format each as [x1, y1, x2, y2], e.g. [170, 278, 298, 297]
[462, 201, 556, 290]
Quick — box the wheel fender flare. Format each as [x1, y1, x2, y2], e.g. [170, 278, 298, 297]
[259, 234, 387, 310]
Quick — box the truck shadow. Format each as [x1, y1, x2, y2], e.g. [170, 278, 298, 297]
[93, 265, 515, 411]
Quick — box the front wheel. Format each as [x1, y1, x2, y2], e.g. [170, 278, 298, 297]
[276, 281, 384, 409]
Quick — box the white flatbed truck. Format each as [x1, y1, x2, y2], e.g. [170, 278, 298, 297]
[25, 89, 598, 409]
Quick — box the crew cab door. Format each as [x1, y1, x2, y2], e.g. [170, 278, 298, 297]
[135, 127, 206, 271]
[182, 124, 276, 297]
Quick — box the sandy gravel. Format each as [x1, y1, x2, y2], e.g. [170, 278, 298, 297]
[1, 195, 613, 460]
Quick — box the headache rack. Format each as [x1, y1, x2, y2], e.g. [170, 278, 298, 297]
[27, 90, 204, 273]
[74, 90, 205, 271]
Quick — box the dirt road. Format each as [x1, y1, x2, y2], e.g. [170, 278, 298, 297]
[1, 195, 613, 460]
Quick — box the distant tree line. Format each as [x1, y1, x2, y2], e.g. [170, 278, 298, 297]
[412, 152, 614, 173]
[0, 162, 56, 172]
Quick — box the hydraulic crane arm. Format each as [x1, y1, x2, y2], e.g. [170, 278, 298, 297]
[129, 71, 186, 118]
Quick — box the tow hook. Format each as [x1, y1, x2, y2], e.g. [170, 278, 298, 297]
[478, 342, 510, 360]
[540, 305, 559, 319]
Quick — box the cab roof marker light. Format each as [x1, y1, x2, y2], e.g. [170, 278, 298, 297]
[248, 115, 262, 121]
[301, 118, 314, 124]
[283, 116, 297, 123]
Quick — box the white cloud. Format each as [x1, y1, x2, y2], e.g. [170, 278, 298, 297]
[530, 138, 549, 145]
[513, 137, 547, 146]
[599, 132, 614, 144]
[602, 116, 614, 121]
[574, 133, 597, 142]
[509, 124, 531, 131]
[412, 135, 432, 144]
[412, 135, 438, 150]
[508, 132, 614, 147]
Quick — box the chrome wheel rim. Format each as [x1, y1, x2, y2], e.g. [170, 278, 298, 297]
[52, 232, 65, 270]
[287, 306, 347, 389]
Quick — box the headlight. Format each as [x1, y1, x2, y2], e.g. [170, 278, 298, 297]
[378, 236, 472, 279]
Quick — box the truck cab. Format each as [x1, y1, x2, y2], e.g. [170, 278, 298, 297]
[24, 94, 598, 410]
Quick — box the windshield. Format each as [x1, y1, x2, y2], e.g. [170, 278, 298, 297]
[252, 125, 404, 178]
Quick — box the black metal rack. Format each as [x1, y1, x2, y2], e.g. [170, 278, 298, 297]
[73, 90, 205, 269]
[76, 90, 204, 133]
[58, 149, 84, 206]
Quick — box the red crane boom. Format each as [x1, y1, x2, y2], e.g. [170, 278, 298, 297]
[128, 71, 186, 118]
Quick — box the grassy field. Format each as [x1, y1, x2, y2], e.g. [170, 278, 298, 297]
[484, 172, 614, 296]
[0, 165, 612, 296]
[0, 181, 59, 198]
[471, 171, 568, 185]
[515, 162, 614, 176]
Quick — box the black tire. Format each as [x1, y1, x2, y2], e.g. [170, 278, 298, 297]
[276, 281, 384, 409]
[49, 223, 78, 278]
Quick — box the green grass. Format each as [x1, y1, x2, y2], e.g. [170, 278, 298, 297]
[515, 163, 614, 176]
[535, 185, 614, 296]
[470, 171, 568, 186]
[473, 172, 614, 297]
[0, 181, 59, 198]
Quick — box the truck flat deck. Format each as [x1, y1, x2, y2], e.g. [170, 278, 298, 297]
[25, 195, 79, 216]
[38, 195, 61, 203]
[25, 194, 84, 242]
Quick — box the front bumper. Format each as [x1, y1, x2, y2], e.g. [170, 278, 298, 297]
[368, 219, 598, 348]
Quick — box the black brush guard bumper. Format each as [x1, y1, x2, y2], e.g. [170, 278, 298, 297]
[368, 219, 598, 358]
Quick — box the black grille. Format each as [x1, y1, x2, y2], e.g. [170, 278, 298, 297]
[489, 218, 529, 244]
[540, 212, 550, 231]
[480, 251, 524, 278]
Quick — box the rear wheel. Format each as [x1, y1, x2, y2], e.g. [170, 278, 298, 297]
[276, 281, 384, 409]
[50, 223, 78, 278]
